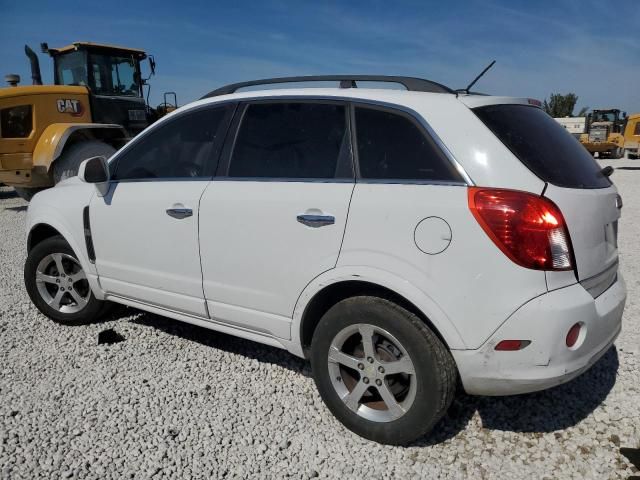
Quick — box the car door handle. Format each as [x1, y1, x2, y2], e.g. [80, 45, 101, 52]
[166, 208, 193, 219]
[296, 214, 335, 228]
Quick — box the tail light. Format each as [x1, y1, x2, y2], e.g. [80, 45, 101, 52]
[468, 187, 574, 271]
[566, 323, 582, 348]
[495, 340, 531, 351]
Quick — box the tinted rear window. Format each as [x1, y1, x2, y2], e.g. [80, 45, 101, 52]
[355, 106, 462, 181]
[474, 104, 611, 189]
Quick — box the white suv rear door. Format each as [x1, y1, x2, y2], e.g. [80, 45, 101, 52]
[198, 101, 354, 339]
[90, 104, 234, 316]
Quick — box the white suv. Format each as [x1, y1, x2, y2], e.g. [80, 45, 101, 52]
[24, 76, 626, 445]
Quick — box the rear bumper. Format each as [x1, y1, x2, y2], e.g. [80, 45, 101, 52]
[0, 152, 32, 169]
[453, 273, 626, 396]
[582, 142, 617, 153]
[0, 169, 35, 185]
[0, 153, 51, 187]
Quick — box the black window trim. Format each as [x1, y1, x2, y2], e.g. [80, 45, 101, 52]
[110, 101, 237, 183]
[106, 94, 472, 185]
[216, 98, 355, 183]
[350, 102, 468, 186]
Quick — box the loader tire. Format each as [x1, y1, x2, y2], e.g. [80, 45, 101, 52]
[53, 141, 116, 184]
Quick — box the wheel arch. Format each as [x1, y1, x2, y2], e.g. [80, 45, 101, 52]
[32, 123, 128, 173]
[26, 207, 104, 300]
[27, 223, 63, 252]
[293, 268, 467, 357]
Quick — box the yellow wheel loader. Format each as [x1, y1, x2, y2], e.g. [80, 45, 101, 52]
[0, 42, 177, 200]
[579, 109, 626, 159]
[623, 113, 640, 159]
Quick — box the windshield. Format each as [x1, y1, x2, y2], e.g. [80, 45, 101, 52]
[474, 104, 611, 189]
[89, 53, 140, 97]
[55, 51, 88, 86]
[592, 111, 618, 123]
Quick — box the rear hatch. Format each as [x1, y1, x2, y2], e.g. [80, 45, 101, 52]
[472, 103, 620, 286]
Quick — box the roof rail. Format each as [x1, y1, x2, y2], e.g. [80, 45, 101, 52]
[201, 75, 454, 98]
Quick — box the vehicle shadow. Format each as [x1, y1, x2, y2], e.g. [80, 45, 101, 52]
[108, 304, 619, 446]
[125, 307, 310, 377]
[5, 205, 28, 212]
[411, 346, 619, 446]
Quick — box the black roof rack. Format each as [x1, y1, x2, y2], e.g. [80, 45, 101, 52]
[201, 75, 454, 99]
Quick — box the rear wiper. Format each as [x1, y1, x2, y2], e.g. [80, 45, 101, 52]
[601, 166, 614, 177]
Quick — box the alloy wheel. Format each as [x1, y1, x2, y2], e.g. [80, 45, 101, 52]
[35, 253, 90, 314]
[327, 323, 416, 422]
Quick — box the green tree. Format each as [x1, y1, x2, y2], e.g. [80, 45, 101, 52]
[543, 93, 579, 117]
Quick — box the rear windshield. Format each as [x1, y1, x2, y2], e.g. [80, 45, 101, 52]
[474, 104, 611, 189]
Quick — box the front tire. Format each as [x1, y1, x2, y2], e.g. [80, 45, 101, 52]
[24, 236, 105, 325]
[53, 140, 116, 184]
[310, 296, 457, 445]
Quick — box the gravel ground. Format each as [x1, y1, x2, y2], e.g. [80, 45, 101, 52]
[1, 161, 639, 479]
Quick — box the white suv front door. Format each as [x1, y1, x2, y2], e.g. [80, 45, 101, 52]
[199, 101, 354, 339]
[90, 104, 234, 317]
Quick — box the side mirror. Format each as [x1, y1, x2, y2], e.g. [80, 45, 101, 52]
[148, 55, 156, 76]
[78, 156, 110, 184]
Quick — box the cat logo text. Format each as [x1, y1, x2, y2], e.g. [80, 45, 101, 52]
[56, 99, 84, 116]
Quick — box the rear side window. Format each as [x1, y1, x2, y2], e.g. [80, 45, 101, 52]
[354, 106, 462, 182]
[634, 121, 640, 136]
[474, 104, 611, 189]
[113, 105, 231, 180]
[229, 102, 350, 179]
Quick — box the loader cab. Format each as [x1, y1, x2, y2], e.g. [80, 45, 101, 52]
[591, 110, 620, 123]
[588, 109, 626, 133]
[46, 42, 155, 135]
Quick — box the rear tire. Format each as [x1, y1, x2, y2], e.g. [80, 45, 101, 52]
[613, 147, 624, 159]
[24, 235, 105, 325]
[52, 140, 116, 184]
[13, 187, 43, 202]
[310, 296, 457, 445]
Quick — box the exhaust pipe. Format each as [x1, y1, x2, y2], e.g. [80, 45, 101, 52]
[24, 45, 42, 85]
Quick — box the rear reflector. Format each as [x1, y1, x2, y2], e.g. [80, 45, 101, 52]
[468, 188, 574, 271]
[495, 340, 531, 351]
[566, 323, 582, 348]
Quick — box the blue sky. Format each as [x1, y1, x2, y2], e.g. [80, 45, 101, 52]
[1, 0, 638, 113]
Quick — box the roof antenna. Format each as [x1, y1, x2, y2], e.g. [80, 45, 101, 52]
[459, 60, 496, 94]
